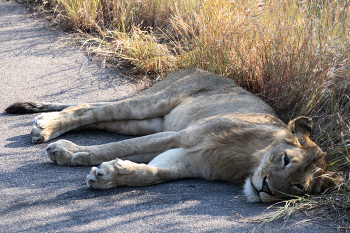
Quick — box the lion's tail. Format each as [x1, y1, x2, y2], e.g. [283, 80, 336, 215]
[4, 101, 76, 114]
[4, 101, 112, 114]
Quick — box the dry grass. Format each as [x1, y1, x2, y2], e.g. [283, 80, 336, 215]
[254, 182, 350, 230]
[32, 0, 350, 223]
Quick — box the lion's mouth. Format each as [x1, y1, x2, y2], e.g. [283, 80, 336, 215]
[260, 176, 274, 196]
[251, 176, 275, 197]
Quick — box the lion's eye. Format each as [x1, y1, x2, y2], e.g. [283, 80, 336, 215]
[294, 184, 304, 190]
[283, 153, 290, 167]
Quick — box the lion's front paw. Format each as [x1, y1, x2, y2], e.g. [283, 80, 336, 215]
[46, 140, 88, 166]
[86, 159, 135, 189]
[31, 112, 61, 143]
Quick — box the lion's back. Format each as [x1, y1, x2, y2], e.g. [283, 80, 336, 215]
[142, 68, 237, 97]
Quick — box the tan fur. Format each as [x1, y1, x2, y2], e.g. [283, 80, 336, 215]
[6, 68, 341, 202]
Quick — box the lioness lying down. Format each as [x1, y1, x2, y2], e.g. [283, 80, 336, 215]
[5, 68, 340, 202]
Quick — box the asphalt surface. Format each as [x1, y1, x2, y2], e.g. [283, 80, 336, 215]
[0, 1, 341, 232]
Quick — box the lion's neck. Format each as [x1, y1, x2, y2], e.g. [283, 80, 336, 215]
[189, 126, 285, 184]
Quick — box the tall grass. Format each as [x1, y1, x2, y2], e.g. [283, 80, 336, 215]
[54, 0, 350, 170]
[48, 0, 349, 215]
[57, 0, 198, 33]
[55, 0, 198, 73]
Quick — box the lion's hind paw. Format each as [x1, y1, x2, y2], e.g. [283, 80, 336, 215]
[46, 140, 85, 165]
[31, 112, 60, 143]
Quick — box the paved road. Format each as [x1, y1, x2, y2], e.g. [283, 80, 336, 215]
[0, 1, 339, 232]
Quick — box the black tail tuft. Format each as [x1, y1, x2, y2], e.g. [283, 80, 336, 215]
[4, 102, 42, 114]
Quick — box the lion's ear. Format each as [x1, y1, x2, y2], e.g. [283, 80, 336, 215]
[287, 117, 313, 145]
[311, 171, 342, 194]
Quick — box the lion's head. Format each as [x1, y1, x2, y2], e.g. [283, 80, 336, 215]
[244, 117, 342, 202]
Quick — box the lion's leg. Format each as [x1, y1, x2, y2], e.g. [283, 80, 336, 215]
[86, 148, 200, 189]
[31, 96, 180, 143]
[75, 117, 164, 136]
[45, 131, 182, 166]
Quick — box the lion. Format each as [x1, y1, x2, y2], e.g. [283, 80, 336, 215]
[5, 68, 341, 202]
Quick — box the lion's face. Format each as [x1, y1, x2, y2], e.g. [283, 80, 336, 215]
[244, 117, 341, 202]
